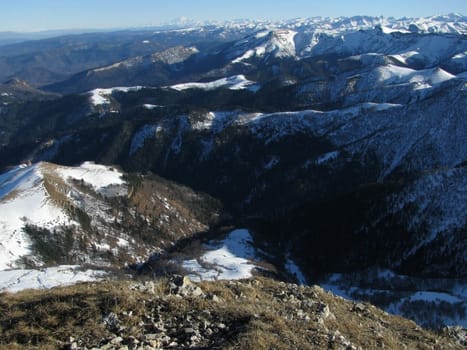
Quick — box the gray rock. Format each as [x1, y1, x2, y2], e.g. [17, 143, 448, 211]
[184, 327, 195, 334]
[145, 333, 159, 341]
[103, 312, 120, 332]
[168, 275, 205, 297]
[110, 336, 123, 344]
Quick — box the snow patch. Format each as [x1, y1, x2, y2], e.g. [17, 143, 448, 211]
[143, 104, 161, 110]
[57, 162, 126, 195]
[0, 266, 107, 293]
[171, 75, 259, 92]
[182, 229, 258, 281]
[88, 86, 143, 106]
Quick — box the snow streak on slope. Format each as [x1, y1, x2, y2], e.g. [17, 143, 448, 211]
[285, 253, 307, 285]
[170, 75, 259, 92]
[181, 229, 259, 281]
[129, 124, 159, 155]
[0, 162, 127, 269]
[0, 265, 107, 293]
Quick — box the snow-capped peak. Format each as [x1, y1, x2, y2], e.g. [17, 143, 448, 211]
[229, 29, 297, 63]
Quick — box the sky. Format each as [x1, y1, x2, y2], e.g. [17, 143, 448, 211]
[0, 0, 466, 32]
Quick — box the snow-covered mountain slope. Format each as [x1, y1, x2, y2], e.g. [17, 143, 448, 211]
[38, 14, 466, 96]
[321, 268, 467, 329]
[0, 162, 126, 269]
[299, 28, 467, 63]
[168, 74, 465, 180]
[0, 161, 221, 272]
[283, 14, 467, 35]
[116, 73, 465, 278]
[167, 14, 466, 39]
[88, 86, 143, 107]
[86, 86, 144, 115]
[163, 14, 466, 63]
[296, 64, 460, 108]
[227, 29, 297, 63]
[0, 265, 107, 293]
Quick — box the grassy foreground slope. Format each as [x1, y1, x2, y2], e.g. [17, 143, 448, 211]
[0, 277, 463, 349]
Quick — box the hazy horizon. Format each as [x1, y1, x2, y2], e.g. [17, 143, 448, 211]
[0, 0, 465, 32]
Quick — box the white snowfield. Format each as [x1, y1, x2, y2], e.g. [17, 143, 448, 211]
[170, 75, 259, 92]
[88, 86, 143, 106]
[57, 161, 126, 194]
[181, 228, 306, 284]
[0, 265, 107, 293]
[182, 229, 259, 281]
[0, 161, 126, 270]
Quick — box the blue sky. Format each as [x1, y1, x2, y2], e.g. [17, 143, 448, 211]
[1, 0, 466, 32]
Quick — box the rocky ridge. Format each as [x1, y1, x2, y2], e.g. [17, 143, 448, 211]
[0, 276, 464, 349]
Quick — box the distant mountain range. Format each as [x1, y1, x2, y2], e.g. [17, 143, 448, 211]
[0, 14, 465, 87]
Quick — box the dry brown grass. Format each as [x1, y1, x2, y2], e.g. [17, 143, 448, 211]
[0, 277, 463, 350]
[0, 282, 134, 348]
